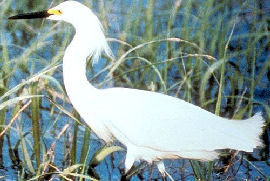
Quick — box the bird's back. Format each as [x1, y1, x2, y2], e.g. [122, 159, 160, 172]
[94, 87, 263, 160]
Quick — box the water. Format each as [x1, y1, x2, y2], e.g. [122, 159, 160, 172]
[1, 0, 269, 180]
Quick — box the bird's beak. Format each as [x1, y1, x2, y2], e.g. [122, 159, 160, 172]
[8, 9, 62, 20]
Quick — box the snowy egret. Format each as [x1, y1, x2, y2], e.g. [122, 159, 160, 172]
[9, 1, 264, 176]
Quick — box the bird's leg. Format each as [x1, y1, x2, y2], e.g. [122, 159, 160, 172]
[156, 161, 174, 181]
[124, 150, 135, 174]
[156, 161, 166, 177]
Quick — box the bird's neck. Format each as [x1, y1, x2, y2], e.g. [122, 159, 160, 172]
[63, 31, 99, 105]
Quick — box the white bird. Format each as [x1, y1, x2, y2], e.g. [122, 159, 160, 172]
[9, 1, 264, 177]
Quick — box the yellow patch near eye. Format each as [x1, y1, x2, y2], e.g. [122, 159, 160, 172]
[47, 9, 62, 15]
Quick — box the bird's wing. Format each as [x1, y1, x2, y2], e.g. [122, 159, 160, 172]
[99, 87, 229, 152]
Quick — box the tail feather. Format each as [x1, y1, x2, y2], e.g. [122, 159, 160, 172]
[235, 112, 265, 152]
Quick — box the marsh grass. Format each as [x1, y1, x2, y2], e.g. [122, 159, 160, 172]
[0, 0, 269, 180]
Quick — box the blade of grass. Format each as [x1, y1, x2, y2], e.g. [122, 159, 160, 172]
[0, 95, 43, 111]
[16, 119, 35, 173]
[79, 127, 91, 165]
[71, 112, 79, 165]
[31, 81, 41, 166]
[89, 145, 123, 167]
[215, 22, 235, 115]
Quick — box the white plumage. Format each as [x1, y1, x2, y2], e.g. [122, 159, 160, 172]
[10, 1, 264, 176]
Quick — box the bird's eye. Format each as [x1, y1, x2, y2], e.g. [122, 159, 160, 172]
[47, 9, 63, 15]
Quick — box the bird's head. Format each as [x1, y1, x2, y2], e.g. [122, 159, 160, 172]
[9, 1, 113, 63]
[9, 1, 94, 26]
